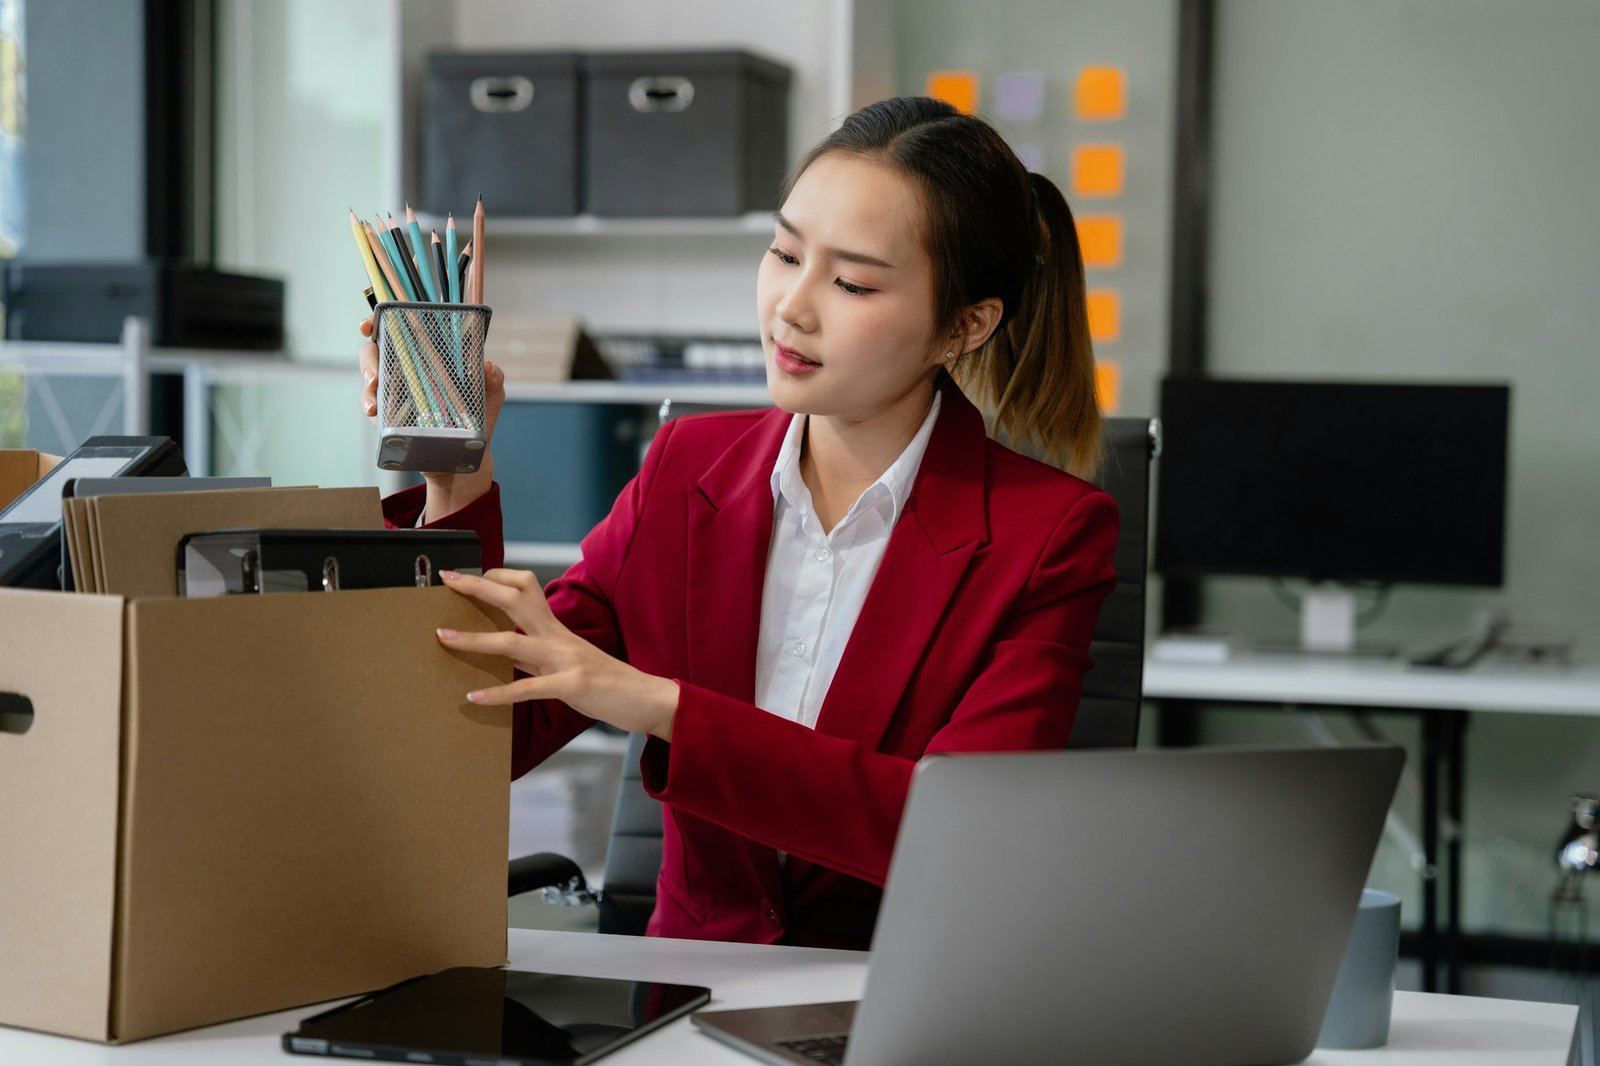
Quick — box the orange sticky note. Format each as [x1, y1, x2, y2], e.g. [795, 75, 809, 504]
[1076, 215, 1123, 269]
[1094, 360, 1122, 413]
[927, 71, 979, 115]
[1071, 144, 1124, 197]
[1076, 67, 1127, 120]
[1086, 289, 1121, 343]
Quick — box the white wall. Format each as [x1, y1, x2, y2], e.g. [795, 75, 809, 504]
[1203, 0, 1600, 936]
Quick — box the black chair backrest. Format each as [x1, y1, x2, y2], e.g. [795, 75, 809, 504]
[596, 416, 1158, 934]
[1069, 416, 1157, 748]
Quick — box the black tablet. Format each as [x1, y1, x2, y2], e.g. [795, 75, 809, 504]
[283, 967, 711, 1065]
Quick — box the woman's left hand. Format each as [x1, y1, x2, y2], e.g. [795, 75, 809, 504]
[435, 568, 680, 740]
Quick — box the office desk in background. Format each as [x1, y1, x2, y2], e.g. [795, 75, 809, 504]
[0, 929, 1578, 1064]
[1145, 654, 1600, 994]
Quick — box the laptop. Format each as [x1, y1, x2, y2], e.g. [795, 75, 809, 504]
[691, 743, 1404, 1066]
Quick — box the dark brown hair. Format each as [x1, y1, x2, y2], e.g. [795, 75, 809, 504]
[784, 96, 1101, 477]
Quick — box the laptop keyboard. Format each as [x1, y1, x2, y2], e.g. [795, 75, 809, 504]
[776, 1033, 850, 1064]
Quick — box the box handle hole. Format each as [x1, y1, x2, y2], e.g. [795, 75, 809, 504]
[470, 76, 534, 113]
[628, 76, 695, 113]
[0, 692, 34, 736]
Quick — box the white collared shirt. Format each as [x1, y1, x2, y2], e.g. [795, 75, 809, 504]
[753, 392, 942, 729]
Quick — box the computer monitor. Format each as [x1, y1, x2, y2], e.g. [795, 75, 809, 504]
[1155, 377, 1510, 647]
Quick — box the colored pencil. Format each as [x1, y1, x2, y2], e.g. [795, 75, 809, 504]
[364, 221, 407, 304]
[445, 214, 460, 303]
[431, 230, 449, 306]
[348, 209, 391, 302]
[467, 195, 485, 304]
[405, 205, 442, 302]
[377, 218, 421, 301]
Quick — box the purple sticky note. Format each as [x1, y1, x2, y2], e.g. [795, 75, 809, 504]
[995, 72, 1047, 122]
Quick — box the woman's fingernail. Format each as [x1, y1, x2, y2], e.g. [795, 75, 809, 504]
[466, 690, 484, 703]
[363, 368, 376, 385]
[436, 627, 458, 640]
[440, 570, 459, 580]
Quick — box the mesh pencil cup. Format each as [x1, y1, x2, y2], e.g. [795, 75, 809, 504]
[373, 301, 492, 473]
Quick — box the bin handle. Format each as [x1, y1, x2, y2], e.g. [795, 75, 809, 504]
[0, 692, 34, 736]
[470, 76, 535, 113]
[628, 76, 695, 113]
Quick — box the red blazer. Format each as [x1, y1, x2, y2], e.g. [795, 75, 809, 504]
[385, 379, 1118, 949]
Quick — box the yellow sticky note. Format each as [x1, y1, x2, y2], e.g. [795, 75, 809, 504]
[927, 71, 979, 115]
[1076, 215, 1123, 269]
[1071, 144, 1125, 198]
[1076, 67, 1127, 120]
[1094, 360, 1122, 413]
[1086, 289, 1121, 343]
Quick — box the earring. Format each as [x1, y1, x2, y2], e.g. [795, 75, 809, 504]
[944, 350, 956, 360]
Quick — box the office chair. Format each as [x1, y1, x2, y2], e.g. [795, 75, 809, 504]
[508, 416, 1161, 935]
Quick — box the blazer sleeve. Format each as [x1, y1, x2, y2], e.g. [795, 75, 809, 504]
[639, 489, 1119, 887]
[381, 481, 506, 571]
[506, 418, 682, 779]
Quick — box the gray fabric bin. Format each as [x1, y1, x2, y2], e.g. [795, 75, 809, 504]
[422, 51, 582, 217]
[583, 50, 792, 217]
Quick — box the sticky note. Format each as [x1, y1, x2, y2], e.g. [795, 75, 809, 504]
[1015, 144, 1046, 173]
[1094, 360, 1122, 413]
[994, 72, 1046, 122]
[1086, 289, 1121, 343]
[927, 71, 979, 115]
[1071, 144, 1124, 197]
[1075, 67, 1127, 120]
[1076, 215, 1123, 268]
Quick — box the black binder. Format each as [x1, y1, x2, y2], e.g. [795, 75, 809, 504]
[178, 529, 482, 597]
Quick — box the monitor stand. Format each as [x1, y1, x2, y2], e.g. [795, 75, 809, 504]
[1247, 587, 1399, 660]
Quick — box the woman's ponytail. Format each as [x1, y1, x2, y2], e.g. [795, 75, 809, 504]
[951, 172, 1102, 478]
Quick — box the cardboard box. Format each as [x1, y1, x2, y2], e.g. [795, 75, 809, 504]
[0, 475, 515, 1042]
[0, 449, 61, 510]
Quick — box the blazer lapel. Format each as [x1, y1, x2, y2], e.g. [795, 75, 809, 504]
[683, 410, 788, 702]
[813, 380, 990, 748]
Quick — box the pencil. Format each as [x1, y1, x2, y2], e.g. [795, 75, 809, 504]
[457, 240, 472, 303]
[364, 221, 407, 304]
[405, 204, 442, 302]
[467, 194, 485, 304]
[348, 209, 392, 302]
[431, 230, 449, 306]
[445, 214, 460, 303]
[384, 212, 428, 299]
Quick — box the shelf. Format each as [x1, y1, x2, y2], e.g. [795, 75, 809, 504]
[500, 380, 771, 407]
[416, 212, 774, 238]
[505, 541, 585, 569]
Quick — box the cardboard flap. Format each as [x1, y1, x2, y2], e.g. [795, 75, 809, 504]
[89, 486, 383, 600]
[114, 587, 513, 1041]
[0, 589, 126, 1041]
[0, 450, 61, 510]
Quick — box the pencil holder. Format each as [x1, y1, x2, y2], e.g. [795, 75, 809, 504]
[373, 301, 493, 473]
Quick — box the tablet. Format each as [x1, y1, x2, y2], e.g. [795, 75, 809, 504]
[283, 967, 711, 1065]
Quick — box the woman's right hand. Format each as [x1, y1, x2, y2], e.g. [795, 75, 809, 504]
[357, 314, 507, 523]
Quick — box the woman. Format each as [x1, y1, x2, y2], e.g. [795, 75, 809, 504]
[358, 97, 1119, 949]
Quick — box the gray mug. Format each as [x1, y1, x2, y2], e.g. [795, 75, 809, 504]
[1317, 888, 1402, 1049]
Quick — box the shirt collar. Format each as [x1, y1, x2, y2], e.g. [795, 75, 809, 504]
[769, 391, 943, 530]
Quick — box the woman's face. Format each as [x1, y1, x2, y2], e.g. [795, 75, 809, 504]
[756, 152, 946, 422]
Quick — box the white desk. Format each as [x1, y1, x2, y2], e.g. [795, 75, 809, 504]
[0, 929, 1578, 1064]
[1144, 653, 1600, 994]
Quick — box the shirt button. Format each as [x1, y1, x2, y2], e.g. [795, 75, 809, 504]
[792, 641, 806, 657]
[815, 547, 831, 561]
[764, 902, 779, 924]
